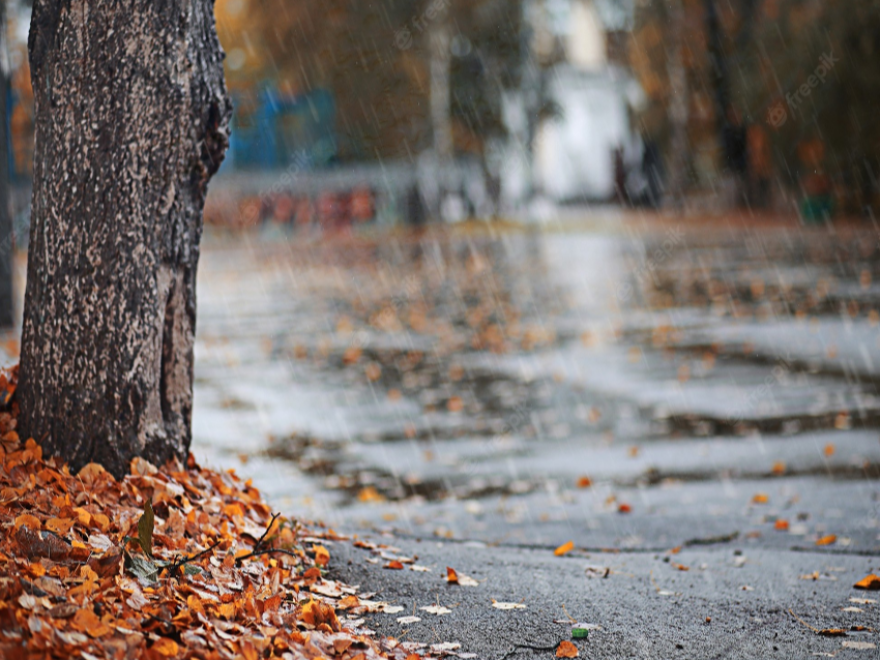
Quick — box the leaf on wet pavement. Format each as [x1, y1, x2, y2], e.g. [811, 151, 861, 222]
[554, 541, 574, 557]
[842, 641, 876, 650]
[420, 605, 453, 615]
[491, 600, 526, 610]
[380, 604, 405, 614]
[854, 575, 880, 590]
[430, 642, 462, 655]
[816, 535, 837, 546]
[446, 566, 478, 586]
[397, 616, 422, 624]
[556, 641, 578, 658]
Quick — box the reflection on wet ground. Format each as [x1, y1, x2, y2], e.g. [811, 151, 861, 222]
[192, 222, 880, 548]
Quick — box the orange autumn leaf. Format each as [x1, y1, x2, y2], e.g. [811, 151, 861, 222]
[337, 594, 360, 610]
[365, 363, 382, 382]
[554, 541, 575, 557]
[217, 602, 237, 620]
[71, 608, 112, 637]
[751, 493, 769, 504]
[618, 503, 632, 514]
[774, 519, 789, 531]
[576, 476, 592, 489]
[771, 461, 786, 475]
[223, 502, 245, 518]
[854, 574, 880, 590]
[186, 594, 205, 614]
[556, 641, 579, 658]
[152, 638, 180, 657]
[45, 517, 75, 535]
[72, 507, 91, 527]
[815, 535, 837, 546]
[300, 598, 340, 631]
[313, 545, 330, 567]
[91, 512, 110, 532]
[21, 438, 42, 462]
[13, 514, 41, 531]
[333, 638, 354, 655]
[384, 560, 405, 570]
[446, 567, 459, 584]
[823, 443, 836, 457]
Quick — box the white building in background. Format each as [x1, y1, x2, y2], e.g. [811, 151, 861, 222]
[498, 0, 645, 207]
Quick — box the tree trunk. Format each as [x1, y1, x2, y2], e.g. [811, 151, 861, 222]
[18, 1, 231, 478]
[0, 0, 13, 330]
[665, 0, 689, 209]
[429, 4, 453, 167]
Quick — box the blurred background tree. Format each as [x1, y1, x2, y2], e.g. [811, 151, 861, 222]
[630, 0, 880, 216]
[215, 0, 521, 164]
[2, 0, 878, 218]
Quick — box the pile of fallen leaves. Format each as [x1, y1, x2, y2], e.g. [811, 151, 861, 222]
[0, 367, 441, 660]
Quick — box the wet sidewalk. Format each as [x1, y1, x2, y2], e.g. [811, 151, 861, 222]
[191, 221, 880, 659]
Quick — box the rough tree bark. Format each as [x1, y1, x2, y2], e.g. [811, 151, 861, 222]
[18, 1, 231, 478]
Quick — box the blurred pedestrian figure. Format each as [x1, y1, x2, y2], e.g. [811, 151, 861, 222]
[614, 146, 627, 205]
[747, 124, 772, 209]
[406, 184, 426, 227]
[642, 140, 664, 210]
[722, 107, 748, 208]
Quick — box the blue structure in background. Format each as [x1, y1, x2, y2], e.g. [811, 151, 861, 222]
[226, 87, 337, 172]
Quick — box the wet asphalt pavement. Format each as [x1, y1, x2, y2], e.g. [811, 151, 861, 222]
[191, 216, 880, 658]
